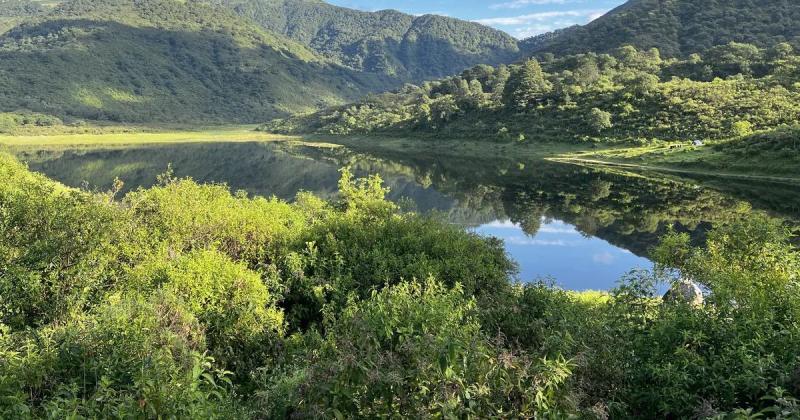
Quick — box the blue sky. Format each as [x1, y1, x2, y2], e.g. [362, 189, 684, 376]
[473, 219, 652, 291]
[328, 0, 627, 39]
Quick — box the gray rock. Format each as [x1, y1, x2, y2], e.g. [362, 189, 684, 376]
[663, 279, 704, 306]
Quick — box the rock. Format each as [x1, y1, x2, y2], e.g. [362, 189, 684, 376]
[663, 279, 704, 306]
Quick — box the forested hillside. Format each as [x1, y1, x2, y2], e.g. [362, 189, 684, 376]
[0, 0, 49, 32]
[215, 0, 521, 81]
[0, 0, 529, 125]
[0, 0, 395, 123]
[264, 42, 800, 144]
[525, 0, 800, 58]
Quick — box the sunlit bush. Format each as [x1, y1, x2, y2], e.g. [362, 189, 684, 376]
[2, 153, 799, 417]
[0, 154, 137, 329]
[269, 280, 575, 418]
[129, 249, 285, 376]
[125, 176, 306, 266]
[0, 293, 239, 418]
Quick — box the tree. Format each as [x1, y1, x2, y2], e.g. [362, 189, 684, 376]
[502, 59, 553, 111]
[488, 64, 511, 97]
[706, 42, 763, 77]
[461, 64, 495, 86]
[731, 120, 754, 137]
[573, 57, 601, 88]
[461, 79, 487, 110]
[588, 108, 613, 132]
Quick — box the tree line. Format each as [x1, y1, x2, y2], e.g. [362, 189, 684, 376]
[264, 42, 800, 144]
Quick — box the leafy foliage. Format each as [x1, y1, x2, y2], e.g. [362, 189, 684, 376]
[524, 0, 800, 58]
[264, 43, 800, 145]
[1, 151, 799, 418]
[278, 280, 575, 418]
[215, 0, 521, 82]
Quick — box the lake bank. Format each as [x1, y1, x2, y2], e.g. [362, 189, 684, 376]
[3, 127, 797, 184]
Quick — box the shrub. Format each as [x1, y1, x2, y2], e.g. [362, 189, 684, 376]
[280, 280, 575, 418]
[125, 177, 307, 267]
[732, 120, 754, 137]
[282, 213, 516, 330]
[0, 154, 138, 329]
[0, 293, 240, 418]
[129, 249, 285, 376]
[607, 215, 800, 417]
[589, 107, 613, 132]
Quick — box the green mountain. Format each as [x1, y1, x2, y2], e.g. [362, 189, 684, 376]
[0, 0, 527, 124]
[525, 0, 800, 57]
[215, 0, 522, 81]
[0, 0, 49, 32]
[0, 0, 404, 123]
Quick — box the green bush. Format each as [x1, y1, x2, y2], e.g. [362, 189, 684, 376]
[129, 249, 285, 376]
[125, 176, 306, 267]
[601, 215, 800, 417]
[0, 155, 140, 330]
[277, 280, 575, 418]
[0, 293, 240, 418]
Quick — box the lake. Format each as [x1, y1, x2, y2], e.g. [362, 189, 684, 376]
[12, 141, 800, 291]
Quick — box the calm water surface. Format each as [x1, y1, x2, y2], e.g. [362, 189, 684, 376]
[473, 220, 652, 290]
[12, 141, 799, 290]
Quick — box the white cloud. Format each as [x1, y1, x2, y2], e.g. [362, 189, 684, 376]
[474, 8, 610, 38]
[482, 220, 519, 229]
[587, 10, 607, 20]
[538, 225, 580, 234]
[413, 11, 450, 17]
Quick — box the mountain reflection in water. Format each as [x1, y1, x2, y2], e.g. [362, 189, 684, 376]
[13, 141, 799, 290]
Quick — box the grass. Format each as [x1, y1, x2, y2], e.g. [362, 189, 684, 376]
[3, 126, 797, 185]
[0, 126, 289, 147]
[550, 135, 800, 184]
[0, 127, 597, 159]
[0, 126, 342, 152]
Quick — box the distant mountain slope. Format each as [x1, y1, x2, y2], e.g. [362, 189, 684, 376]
[0, 0, 390, 123]
[0, 0, 49, 32]
[216, 0, 522, 81]
[525, 0, 800, 57]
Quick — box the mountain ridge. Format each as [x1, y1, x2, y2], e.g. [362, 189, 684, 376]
[215, 0, 522, 81]
[524, 0, 800, 58]
[0, 0, 393, 123]
[0, 0, 529, 123]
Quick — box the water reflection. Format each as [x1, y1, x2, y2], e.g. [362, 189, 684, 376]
[473, 219, 652, 290]
[11, 141, 800, 290]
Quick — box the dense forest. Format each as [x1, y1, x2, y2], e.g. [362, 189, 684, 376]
[0, 0, 398, 123]
[524, 0, 800, 58]
[264, 42, 800, 146]
[0, 0, 529, 124]
[1, 153, 799, 417]
[215, 0, 522, 81]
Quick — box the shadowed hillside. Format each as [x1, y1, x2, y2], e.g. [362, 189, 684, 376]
[0, 0, 391, 123]
[216, 0, 522, 81]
